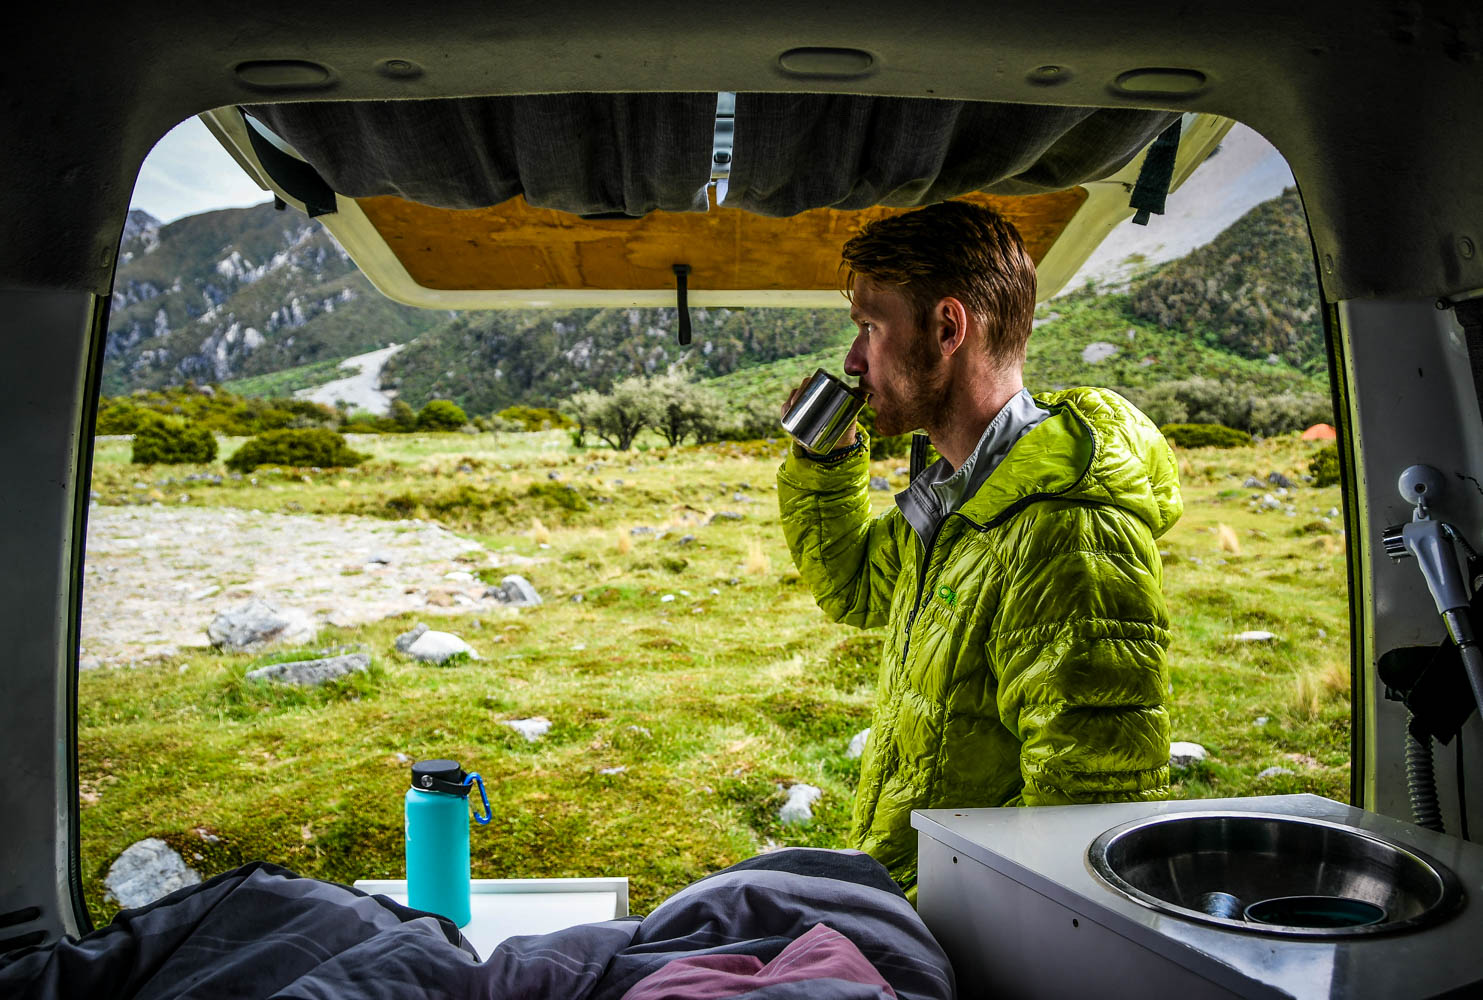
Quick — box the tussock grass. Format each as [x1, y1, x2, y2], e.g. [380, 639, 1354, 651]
[80, 430, 1351, 926]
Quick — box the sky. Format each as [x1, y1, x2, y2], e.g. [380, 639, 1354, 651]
[129, 117, 273, 223]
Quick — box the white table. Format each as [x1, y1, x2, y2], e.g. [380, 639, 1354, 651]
[354, 876, 629, 959]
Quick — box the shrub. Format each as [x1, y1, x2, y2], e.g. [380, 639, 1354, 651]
[97, 398, 146, 435]
[389, 399, 417, 431]
[131, 417, 218, 465]
[226, 428, 368, 472]
[495, 405, 572, 431]
[1247, 392, 1333, 437]
[416, 399, 468, 431]
[1309, 443, 1341, 486]
[713, 398, 783, 442]
[341, 411, 396, 434]
[94, 387, 337, 437]
[1160, 423, 1252, 449]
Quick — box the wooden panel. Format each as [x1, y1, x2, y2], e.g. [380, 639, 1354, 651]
[356, 188, 1087, 293]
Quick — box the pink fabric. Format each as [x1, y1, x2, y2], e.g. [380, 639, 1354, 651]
[621, 922, 897, 1000]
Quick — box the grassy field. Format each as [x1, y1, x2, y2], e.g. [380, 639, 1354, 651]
[78, 428, 1350, 926]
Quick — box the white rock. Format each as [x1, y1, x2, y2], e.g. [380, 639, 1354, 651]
[407, 630, 477, 664]
[207, 599, 317, 652]
[487, 574, 542, 607]
[1257, 766, 1294, 780]
[245, 652, 369, 686]
[660, 594, 676, 603]
[444, 571, 475, 582]
[394, 622, 428, 653]
[1080, 341, 1119, 363]
[188, 585, 220, 602]
[1233, 630, 1278, 642]
[846, 728, 871, 760]
[1170, 741, 1208, 768]
[598, 765, 627, 775]
[103, 838, 202, 909]
[779, 783, 823, 825]
[504, 717, 552, 742]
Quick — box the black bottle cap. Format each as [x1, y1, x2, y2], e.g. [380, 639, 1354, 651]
[410, 758, 471, 797]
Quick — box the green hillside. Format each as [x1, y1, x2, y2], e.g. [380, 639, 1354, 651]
[1129, 188, 1323, 371]
[382, 307, 855, 413]
[220, 357, 356, 398]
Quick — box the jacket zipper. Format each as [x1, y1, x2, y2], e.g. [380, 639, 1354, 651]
[899, 512, 955, 670]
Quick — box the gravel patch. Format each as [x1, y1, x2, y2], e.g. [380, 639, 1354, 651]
[81, 505, 536, 668]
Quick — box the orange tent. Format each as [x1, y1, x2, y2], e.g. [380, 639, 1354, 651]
[1301, 423, 1337, 440]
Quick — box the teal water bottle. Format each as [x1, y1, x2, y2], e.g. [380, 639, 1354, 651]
[405, 758, 490, 927]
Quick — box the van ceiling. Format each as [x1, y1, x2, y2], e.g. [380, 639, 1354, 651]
[4, 1, 1481, 301]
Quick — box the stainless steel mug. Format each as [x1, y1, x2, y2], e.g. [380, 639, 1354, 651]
[781, 369, 868, 454]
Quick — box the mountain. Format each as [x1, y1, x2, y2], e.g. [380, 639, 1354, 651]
[104, 202, 441, 395]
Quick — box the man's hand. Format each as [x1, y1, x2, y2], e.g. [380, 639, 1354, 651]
[781, 376, 859, 453]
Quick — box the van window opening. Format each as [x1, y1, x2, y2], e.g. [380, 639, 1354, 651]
[78, 103, 1346, 925]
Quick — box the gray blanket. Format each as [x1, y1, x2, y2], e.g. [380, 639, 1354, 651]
[1, 848, 954, 999]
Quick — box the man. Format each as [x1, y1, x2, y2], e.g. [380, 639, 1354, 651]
[777, 200, 1182, 899]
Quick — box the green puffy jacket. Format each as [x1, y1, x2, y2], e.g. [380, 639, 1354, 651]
[777, 386, 1182, 893]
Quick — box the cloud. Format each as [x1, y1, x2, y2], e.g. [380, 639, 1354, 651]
[130, 118, 272, 224]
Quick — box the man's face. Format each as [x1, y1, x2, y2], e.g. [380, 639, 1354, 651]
[844, 279, 948, 438]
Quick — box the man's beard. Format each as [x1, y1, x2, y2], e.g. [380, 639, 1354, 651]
[872, 329, 951, 437]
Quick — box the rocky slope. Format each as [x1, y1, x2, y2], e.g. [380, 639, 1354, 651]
[105, 203, 439, 395]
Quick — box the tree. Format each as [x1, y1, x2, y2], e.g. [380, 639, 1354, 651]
[563, 390, 601, 447]
[417, 399, 468, 430]
[566, 377, 650, 450]
[648, 368, 726, 446]
[389, 398, 417, 431]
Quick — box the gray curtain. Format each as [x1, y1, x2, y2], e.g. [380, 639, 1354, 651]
[248, 93, 1177, 218]
[248, 94, 717, 216]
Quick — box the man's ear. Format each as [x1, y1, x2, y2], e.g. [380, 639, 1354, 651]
[936, 297, 971, 357]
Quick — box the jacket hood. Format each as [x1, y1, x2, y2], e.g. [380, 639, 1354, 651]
[959, 386, 1182, 538]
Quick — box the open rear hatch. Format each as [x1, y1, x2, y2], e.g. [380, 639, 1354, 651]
[200, 95, 1231, 309]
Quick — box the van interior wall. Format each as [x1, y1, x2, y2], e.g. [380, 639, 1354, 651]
[1343, 298, 1483, 836]
[0, 290, 101, 946]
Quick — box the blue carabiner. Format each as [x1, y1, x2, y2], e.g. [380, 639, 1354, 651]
[463, 772, 492, 826]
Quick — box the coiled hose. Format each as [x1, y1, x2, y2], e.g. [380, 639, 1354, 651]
[1407, 715, 1445, 832]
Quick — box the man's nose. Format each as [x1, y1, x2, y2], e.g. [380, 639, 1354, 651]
[843, 333, 867, 377]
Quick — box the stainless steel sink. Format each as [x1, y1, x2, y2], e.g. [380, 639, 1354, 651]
[1087, 810, 1464, 937]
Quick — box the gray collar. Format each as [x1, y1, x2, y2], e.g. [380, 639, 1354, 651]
[894, 389, 1050, 547]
